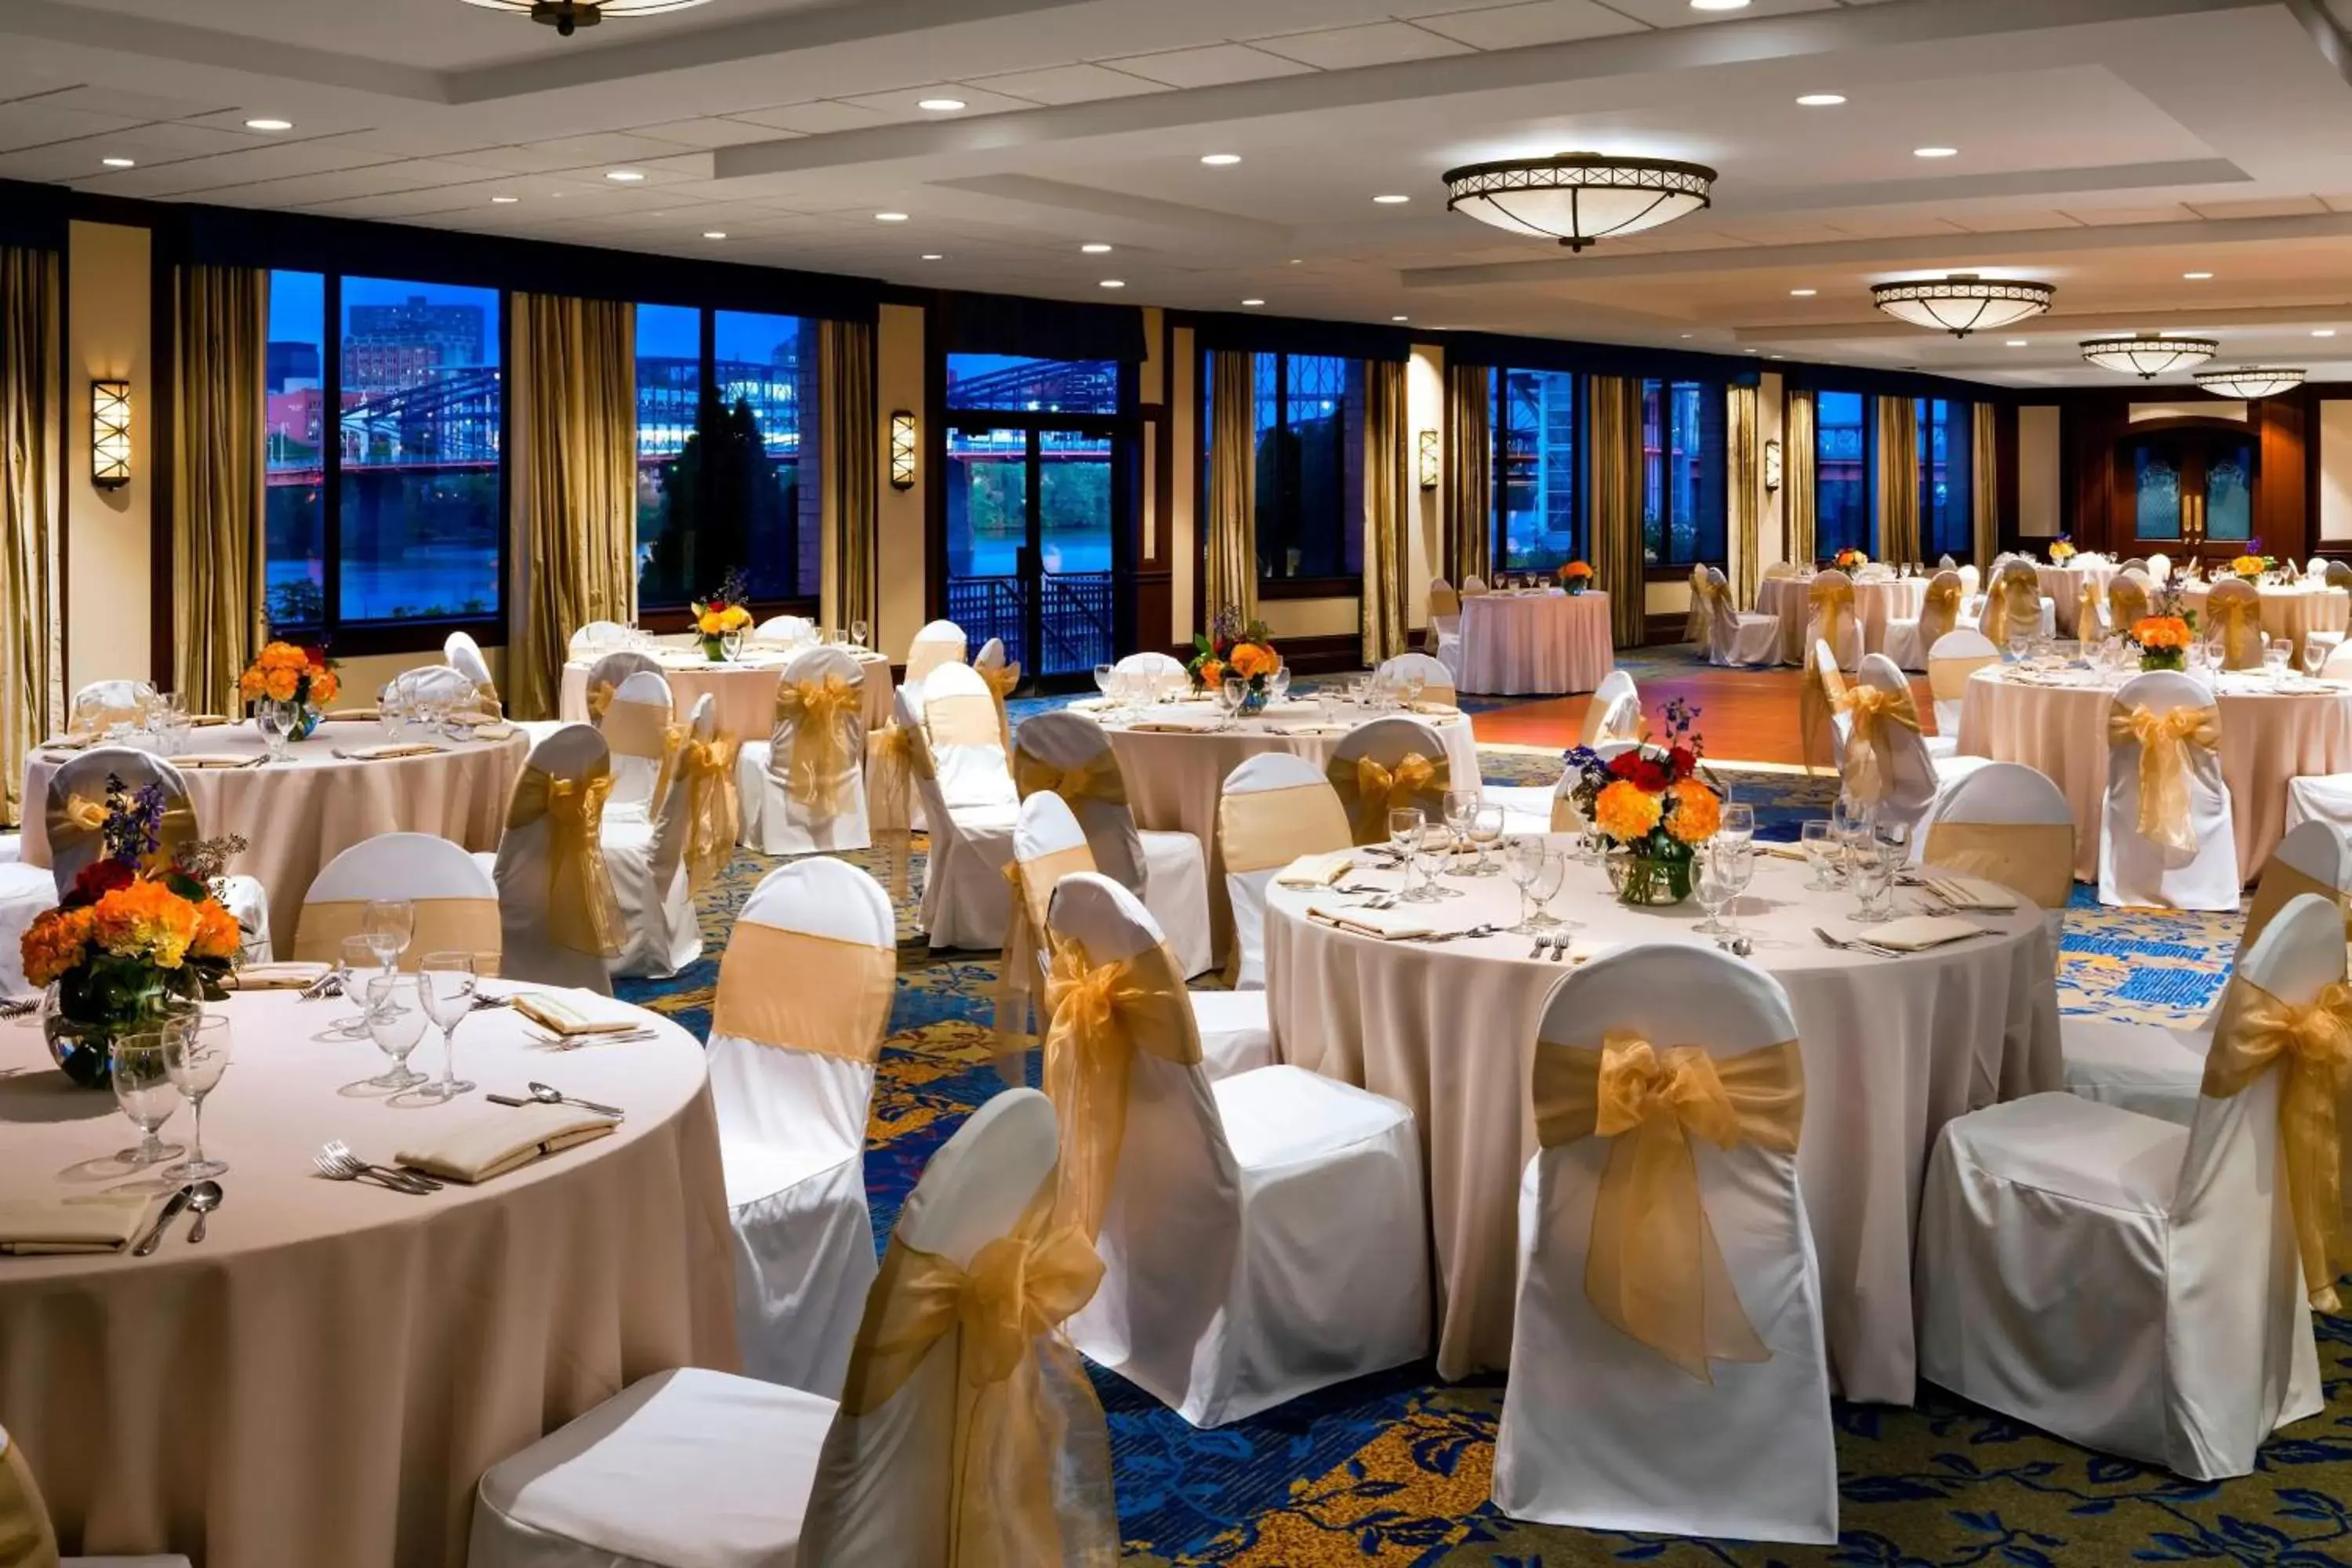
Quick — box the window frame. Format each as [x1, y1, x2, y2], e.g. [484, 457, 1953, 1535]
[1915, 396, 1974, 563]
[1638, 376, 1727, 574]
[1202, 350, 1363, 600]
[1489, 365, 1587, 575]
[1813, 387, 1875, 562]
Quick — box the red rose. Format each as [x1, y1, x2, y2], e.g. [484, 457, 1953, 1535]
[1667, 745, 1697, 781]
[304, 644, 326, 668]
[1609, 750, 1671, 792]
[67, 858, 134, 909]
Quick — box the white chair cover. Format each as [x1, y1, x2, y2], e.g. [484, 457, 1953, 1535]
[1113, 651, 1189, 701]
[739, 648, 870, 855]
[753, 614, 815, 648]
[2098, 670, 2238, 912]
[1915, 894, 2332, 1480]
[1926, 628, 1999, 739]
[974, 637, 1021, 753]
[1327, 717, 1451, 846]
[578, 650, 662, 727]
[1213, 751, 1348, 1046]
[1977, 561, 2055, 644]
[1047, 872, 1428, 1427]
[902, 681, 1016, 952]
[567, 620, 633, 659]
[483, 724, 625, 995]
[0, 861, 55, 996]
[68, 679, 155, 735]
[598, 670, 673, 820]
[1883, 568, 1964, 672]
[1461, 574, 1488, 595]
[1377, 652, 1455, 707]
[291, 832, 500, 974]
[1916, 760, 2075, 926]
[1428, 579, 1463, 682]
[1579, 670, 1642, 747]
[1802, 568, 1863, 671]
[2147, 552, 2172, 585]
[443, 630, 498, 707]
[1491, 945, 1835, 1544]
[903, 619, 969, 687]
[43, 747, 273, 964]
[922, 662, 1018, 815]
[1706, 567, 1779, 667]
[604, 692, 706, 981]
[1844, 654, 1980, 837]
[2204, 577, 2266, 670]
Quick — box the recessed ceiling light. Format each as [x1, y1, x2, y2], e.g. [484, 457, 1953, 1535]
[244, 118, 292, 131]
[2183, 270, 2214, 280]
[2005, 339, 2028, 347]
[874, 211, 909, 222]
[490, 194, 519, 204]
[1914, 146, 1959, 158]
[1200, 154, 1241, 166]
[1790, 288, 1817, 297]
[1690, 0, 1750, 9]
[702, 230, 727, 240]
[1099, 279, 1125, 289]
[2317, 329, 2338, 338]
[1241, 298, 1265, 307]
[1081, 243, 1112, 253]
[1392, 314, 1409, 322]
[1769, 354, 1787, 360]
[1796, 93, 1846, 107]
[917, 98, 966, 112]
[1744, 348, 1759, 354]
[1288, 258, 1302, 264]
[100, 157, 135, 169]
[1680, 332, 1694, 339]
[1373, 194, 1410, 205]
[920, 252, 944, 260]
[605, 169, 645, 183]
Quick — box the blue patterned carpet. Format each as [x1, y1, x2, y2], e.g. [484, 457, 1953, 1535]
[616, 674, 2334, 1566]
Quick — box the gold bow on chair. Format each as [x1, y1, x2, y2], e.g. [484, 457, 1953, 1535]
[776, 675, 864, 815]
[1041, 942, 1201, 1242]
[51, 791, 197, 874]
[1983, 574, 2040, 645]
[1921, 576, 1963, 637]
[2206, 592, 2265, 670]
[1798, 653, 1849, 778]
[1683, 571, 1721, 644]
[670, 731, 741, 892]
[506, 764, 624, 958]
[866, 721, 929, 898]
[2107, 700, 2220, 855]
[1013, 749, 1127, 811]
[993, 844, 1098, 1083]
[980, 661, 1023, 753]
[834, 1195, 1114, 1568]
[585, 680, 618, 721]
[1534, 1029, 1805, 1380]
[1809, 577, 1856, 654]
[1836, 685, 1921, 807]
[2202, 976, 2352, 1310]
[1326, 751, 1446, 847]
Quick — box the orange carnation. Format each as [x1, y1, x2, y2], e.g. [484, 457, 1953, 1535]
[1229, 642, 1277, 681]
[1197, 659, 1226, 687]
[1664, 779, 1722, 844]
[21, 906, 94, 988]
[89, 879, 201, 970]
[1593, 778, 1664, 842]
[309, 669, 339, 702]
[191, 899, 242, 963]
[263, 668, 300, 702]
[2130, 615, 2192, 652]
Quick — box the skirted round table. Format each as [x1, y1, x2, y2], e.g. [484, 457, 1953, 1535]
[1755, 575, 1926, 665]
[1455, 590, 1613, 695]
[560, 647, 894, 744]
[2176, 582, 2350, 662]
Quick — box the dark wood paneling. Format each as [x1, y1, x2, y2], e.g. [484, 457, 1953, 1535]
[1135, 571, 1171, 659]
[2259, 394, 2307, 550]
[1994, 401, 2019, 551]
[1274, 631, 1364, 675]
[2045, 388, 2323, 561]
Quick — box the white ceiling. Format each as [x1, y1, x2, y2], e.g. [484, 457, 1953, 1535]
[7, 0, 2352, 387]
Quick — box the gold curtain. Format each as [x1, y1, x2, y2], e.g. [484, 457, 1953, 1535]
[1361, 358, 1410, 665]
[1443, 362, 1491, 584]
[1784, 389, 1817, 565]
[0, 248, 60, 826]
[1587, 375, 1646, 648]
[822, 318, 877, 633]
[1971, 401, 1998, 568]
[510, 294, 636, 721]
[1876, 394, 1919, 565]
[1726, 383, 1760, 608]
[171, 264, 267, 718]
[1204, 350, 1257, 624]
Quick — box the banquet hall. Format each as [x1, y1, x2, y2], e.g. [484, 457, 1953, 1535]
[14, 0, 2352, 1563]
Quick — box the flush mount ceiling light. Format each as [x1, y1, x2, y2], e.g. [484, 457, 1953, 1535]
[1080, 243, 1112, 253]
[1914, 146, 1959, 158]
[2195, 365, 2305, 398]
[1443, 151, 1715, 251]
[2080, 332, 2219, 379]
[244, 118, 293, 131]
[604, 169, 644, 183]
[1796, 93, 1846, 107]
[101, 157, 135, 168]
[459, 0, 710, 36]
[1200, 154, 1241, 166]
[917, 98, 966, 112]
[1871, 273, 2054, 337]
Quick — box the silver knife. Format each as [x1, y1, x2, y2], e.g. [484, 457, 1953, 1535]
[132, 1187, 194, 1256]
[554, 1093, 626, 1119]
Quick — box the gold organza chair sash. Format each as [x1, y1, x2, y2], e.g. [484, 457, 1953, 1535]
[1325, 751, 1447, 847]
[713, 924, 893, 1062]
[585, 680, 619, 720]
[1684, 573, 1726, 643]
[1808, 578, 1855, 651]
[601, 699, 672, 761]
[980, 661, 1022, 751]
[49, 792, 196, 874]
[1920, 578, 1962, 640]
[2241, 860, 2352, 949]
[996, 843, 1099, 1075]
[293, 897, 502, 974]
[1837, 686, 1921, 807]
[507, 763, 625, 958]
[2107, 578, 2150, 633]
[1921, 822, 2077, 914]
[836, 1190, 1113, 1568]
[2201, 975, 2352, 1310]
[1983, 575, 2038, 644]
[0, 1430, 60, 1566]
[2076, 579, 2104, 641]
[1534, 1030, 1804, 1381]
[866, 721, 931, 897]
[1430, 584, 1461, 619]
[1012, 747, 1127, 811]
[2207, 591, 2265, 670]
[1042, 941, 1201, 1241]
[663, 730, 741, 893]
[1220, 782, 1352, 875]
[1798, 654, 1851, 776]
[2107, 701, 2220, 855]
[776, 676, 863, 815]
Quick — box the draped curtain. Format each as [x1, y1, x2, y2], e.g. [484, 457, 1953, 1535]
[1875, 394, 1920, 566]
[1204, 350, 1258, 624]
[1784, 389, 1817, 566]
[0, 248, 59, 826]
[822, 318, 877, 633]
[1586, 375, 1646, 648]
[1360, 358, 1410, 665]
[1443, 363, 1491, 585]
[1726, 383, 1760, 608]
[1971, 402, 1999, 567]
[510, 293, 636, 720]
[171, 264, 267, 719]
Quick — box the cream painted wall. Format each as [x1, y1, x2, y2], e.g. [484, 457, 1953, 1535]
[2018, 405, 2063, 538]
[2322, 401, 2352, 543]
[65, 222, 153, 695]
[1259, 596, 1361, 640]
[1406, 344, 1443, 633]
[1170, 326, 1196, 649]
[874, 302, 926, 662]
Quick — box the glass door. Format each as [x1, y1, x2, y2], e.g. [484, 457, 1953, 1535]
[945, 426, 1031, 668]
[1036, 430, 1115, 677]
[2122, 429, 2257, 558]
[946, 423, 1120, 678]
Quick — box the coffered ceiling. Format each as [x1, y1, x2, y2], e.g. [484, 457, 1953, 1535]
[5, 0, 2352, 387]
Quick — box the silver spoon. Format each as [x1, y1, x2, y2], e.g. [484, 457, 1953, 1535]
[184, 1179, 223, 1243]
[525, 1081, 626, 1119]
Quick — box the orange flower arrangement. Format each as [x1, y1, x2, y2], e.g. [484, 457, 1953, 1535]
[89, 877, 201, 970]
[238, 640, 338, 707]
[1189, 608, 1282, 708]
[21, 906, 94, 989]
[2129, 615, 2192, 652]
[1229, 641, 1279, 681]
[1663, 778, 1722, 844]
[1558, 560, 1595, 596]
[1593, 779, 1664, 840]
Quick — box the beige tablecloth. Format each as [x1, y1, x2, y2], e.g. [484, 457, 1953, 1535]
[1956, 666, 2352, 884]
[1265, 848, 2060, 1397]
[2178, 582, 2351, 662]
[21, 726, 528, 950]
[2037, 563, 2118, 637]
[0, 989, 735, 1567]
[1455, 591, 1613, 695]
[1755, 575, 1926, 665]
[559, 648, 895, 743]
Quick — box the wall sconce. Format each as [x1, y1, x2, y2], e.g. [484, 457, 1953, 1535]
[1417, 429, 1439, 490]
[91, 380, 131, 490]
[888, 410, 916, 491]
[1762, 437, 1783, 494]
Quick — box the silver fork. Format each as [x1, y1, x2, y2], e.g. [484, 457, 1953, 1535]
[529, 1028, 659, 1049]
[1813, 925, 1900, 960]
[317, 1142, 441, 1193]
[1548, 931, 1570, 963]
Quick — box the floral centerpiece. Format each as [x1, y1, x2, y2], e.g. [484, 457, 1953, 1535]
[2229, 545, 2276, 583]
[2127, 614, 2194, 672]
[1832, 547, 1868, 572]
[1559, 698, 1722, 906]
[23, 776, 244, 1088]
[1189, 608, 1283, 713]
[1558, 560, 1595, 596]
[238, 639, 338, 742]
[2049, 536, 2077, 564]
[691, 568, 753, 662]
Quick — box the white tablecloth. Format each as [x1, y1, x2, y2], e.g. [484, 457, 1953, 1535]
[1755, 575, 1926, 665]
[22, 725, 528, 951]
[2037, 563, 2118, 637]
[0, 988, 735, 1567]
[2178, 582, 2351, 661]
[1455, 591, 1613, 695]
[560, 648, 895, 744]
[1265, 846, 2060, 1396]
[1956, 664, 2352, 884]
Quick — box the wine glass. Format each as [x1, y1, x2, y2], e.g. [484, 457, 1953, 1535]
[1695, 844, 1734, 936]
[1442, 789, 1480, 858]
[1850, 826, 1904, 924]
[1094, 663, 1116, 707]
[1388, 808, 1426, 901]
[414, 952, 478, 1103]
[2265, 638, 2293, 689]
[1504, 837, 1548, 931]
[365, 972, 429, 1091]
[110, 1032, 182, 1167]
[1268, 666, 1291, 706]
[1718, 800, 1756, 854]
[1527, 845, 1570, 928]
[851, 619, 869, 650]
[2304, 638, 2331, 683]
[1416, 822, 1461, 900]
[255, 699, 290, 762]
[1831, 797, 1874, 885]
[1219, 675, 1247, 731]
[1719, 840, 1756, 941]
[163, 1013, 230, 1180]
[1468, 804, 1505, 876]
[1799, 819, 1837, 890]
[362, 899, 415, 992]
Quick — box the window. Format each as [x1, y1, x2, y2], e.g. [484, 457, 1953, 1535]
[1201, 352, 1363, 587]
[1916, 397, 1973, 561]
[265, 272, 504, 636]
[946, 353, 1120, 416]
[1815, 390, 1871, 558]
[1493, 368, 1581, 572]
[1640, 379, 1724, 566]
[633, 306, 819, 610]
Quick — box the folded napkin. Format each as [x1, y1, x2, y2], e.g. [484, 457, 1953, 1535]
[1305, 902, 1438, 941]
[1865, 914, 1988, 953]
[333, 743, 447, 761]
[1275, 851, 1355, 887]
[189, 714, 230, 728]
[513, 989, 644, 1037]
[323, 708, 381, 722]
[1265, 722, 1348, 737]
[1124, 717, 1218, 735]
[1761, 842, 1810, 861]
[0, 1192, 154, 1255]
[441, 710, 501, 729]
[233, 960, 334, 991]
[174, 753, 265, 769]
[1917, 873, 2020, 912]
[1068, 697, 1113, 711]
[1412, 701, 1461, 717]
[36, 735, 92, 751]
[395, 1101, 617, 1185]
[474, 723, 518, 742]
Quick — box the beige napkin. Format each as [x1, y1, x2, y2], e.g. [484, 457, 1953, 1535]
[1265, 722, 1348, 737]
[1275, 851, 1355, 888]
[513, 989, 643, 1036]
[1305, 902, 1438, 940]
[1866, 914, 1988, 952]
[333, 743, 447, 761]
[323, 708, 381, 722]
[1762, 842, 1810, 861]
[36, 735, 92, 751]
[1125, 717, 1218, 735]
[1412, 701, 1461, 717]
[1918, 873, 2020, 913]
[442, 710, 500, 728]
[395, 1101, 617, 1185]
[0, 1193, 154, 1255]
[189, 714, 230, 728]
[474, 723, 518, 742]
[175, 753, 265, 769]
[232, 960, 334, 991]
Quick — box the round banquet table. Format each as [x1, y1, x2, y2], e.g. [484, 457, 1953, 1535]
[560, 646, 895, 744]
[0, 987, 735, 1568]
[2036, 562, 2118, 637]
[21, 723, 529, 954]
[1264, 844, 2060, 1397]
[1754, 575, 1926, 665]
[1955, 662, 2352, 885]
[1094, 698, 1482, 961]
[1454, 590, 1613, 695]
[2178, 581, 2351, 662]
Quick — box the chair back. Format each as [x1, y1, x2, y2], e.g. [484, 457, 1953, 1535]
[1218, 753, 1350, 990]
[44, 746, 197, 893]
[903, 619, 969, 686]
[2328, 561, 2352, 593]
[2105, 572, 2151, 635]
[659, 693, 724, 895]
[1012, 791, 1096, 947]
[1918, 761, 2075, 916]
[1957, 563, 1981, 600]
[601, 670, 675, 815]
[1327, 716, 1452, 845]
[768, 647, 868, 834]
[1429, 577, 1461, 625]
[2100, 669, 2234, 911]
[1803, 568, 1859, 669]
[2118, 557, 2151, 579]
[919, 662, 1018, 812]
[975, 637, 1020, 750]
[489, 723, 625, 993]
[568, 620, 633, 658]
[1842, 654, 1940, 829]
[1461, 574, 1488, 595]
[69, 679, 156, 736]
[1580, 670, 1642, 747]
[1800, 637, 1851, 774]
[1013, 710, 1148, 895]
[1761, 561, 1794, 581]
[293, 832, 501, 972]
[2325, 639, 2352, 680]
[1926, 629, 1999, 735]
[1978, 562, 2043, 645]
[1378, 652, 1454, 707]
[2205, 577, 2265, 670]
[1113, 651, 1189, 700]
[2241, 819, 2352, 949]
[1916, 569, 1964, 647]
[580, 650, 662, 723]
[754, 614, 814, 648]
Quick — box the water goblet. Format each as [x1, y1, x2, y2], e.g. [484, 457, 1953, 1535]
[1220, 675, 1248, 731]
[1094, 663, 1116, 706]
[1468, 804, 1505, 875]
[1442, 789, 1480, 859]
[1695, 844, 1735, 936]
[851, 619, 869, 650]
[1830, 797, 1874, 885]
[364, 973, 430, 1091]
[414, 952, 479, 1103]
[163, 1013, 230, 1180]
[2265, 638, 2293, 689]
[1720, 840, 1756, 940]
[1718, 800, 1756, 853]
[2305, 639, 2330, 683]
[1799, 819, 1837, 890]
[1504, 837, 1547, 931]
[1388, 808, 1427, 901]
[1416, 822, 1461, 900]
[110, 1032, 182, 1167]
[362, 898, 415, 990]
[1527, 845, 1570, 928]
[255, 700, 290, 762]
[1268, 666, 1291, 706]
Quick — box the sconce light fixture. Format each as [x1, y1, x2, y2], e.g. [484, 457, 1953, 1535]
[888, 410, 916, 491]
[1762, 437, 1783, 493]
[91, 380, 131, 489]
[1417, 429, 1439, 489]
